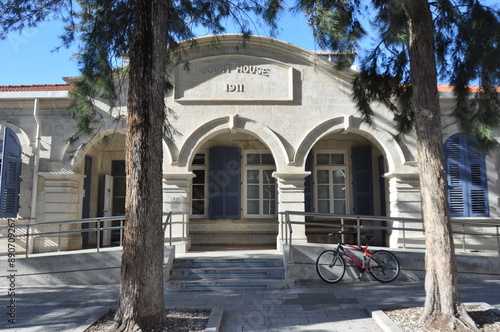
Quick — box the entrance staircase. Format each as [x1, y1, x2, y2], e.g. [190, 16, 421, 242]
[166, 252, 288, 291]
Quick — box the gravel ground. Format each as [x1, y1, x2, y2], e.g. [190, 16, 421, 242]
[85, 309, 210, 332]
[385, 306, 500, 332]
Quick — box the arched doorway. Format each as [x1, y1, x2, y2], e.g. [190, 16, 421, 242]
[303, 131, 388, 246]
[187, 131, 280, 250]
[75, 132, 127, 248]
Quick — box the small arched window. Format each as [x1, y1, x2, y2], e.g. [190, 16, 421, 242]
[445, 134, 489, 217]
[0, 127, 22, 218]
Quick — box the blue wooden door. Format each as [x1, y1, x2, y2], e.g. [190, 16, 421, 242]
[352, 147, 374, 215]
[209, 147, 241, 219]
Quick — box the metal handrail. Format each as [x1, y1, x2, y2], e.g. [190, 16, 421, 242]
[282, 211, 500, 261]
[0, 211, 188, 257]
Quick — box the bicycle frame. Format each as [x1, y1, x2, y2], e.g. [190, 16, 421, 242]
[337, 242, 376, 271]
[316, 232, 401, 283]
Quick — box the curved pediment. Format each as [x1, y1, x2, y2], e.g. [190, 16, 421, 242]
[173, 34, 356, 104]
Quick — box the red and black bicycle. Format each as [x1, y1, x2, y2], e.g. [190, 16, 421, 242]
[316, 231, 400, 283]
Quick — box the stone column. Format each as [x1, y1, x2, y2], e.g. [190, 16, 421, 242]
[163, 172, 195, 251]
[385, 172, 423, 248]
[273, 171, 310, 245]
[35, 172, 85, 253]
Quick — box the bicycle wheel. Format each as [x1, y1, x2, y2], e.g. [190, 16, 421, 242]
[368, 250, 400, 283]
[316, 250, 345, 283]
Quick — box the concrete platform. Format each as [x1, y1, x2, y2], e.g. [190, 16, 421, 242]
[2, 245, 500, 286]
[1, 277, 500, 331]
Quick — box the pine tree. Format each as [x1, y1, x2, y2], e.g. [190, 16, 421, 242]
[278, 0, 499, 330]
[1, 1, 273, 330]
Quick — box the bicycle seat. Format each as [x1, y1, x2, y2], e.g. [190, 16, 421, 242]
[361, 235, 375, 241]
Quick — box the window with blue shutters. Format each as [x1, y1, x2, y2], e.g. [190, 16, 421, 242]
[445, 134, 489, 217]
[0, 127, 22, 218]
[209, 147, 241, 219]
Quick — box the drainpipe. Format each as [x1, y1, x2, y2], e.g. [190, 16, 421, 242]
[29, 98, 40, 254]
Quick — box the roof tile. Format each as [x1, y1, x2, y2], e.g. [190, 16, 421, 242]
[0, 84, 72, 92]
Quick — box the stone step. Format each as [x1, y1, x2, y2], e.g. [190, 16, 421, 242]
[167, 257, 288, 291]
[166, 278, 288, 291]
[170, 267, 285, 280]
[173, 258, 283, 268]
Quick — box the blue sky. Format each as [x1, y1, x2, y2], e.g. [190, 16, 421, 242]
[0, 9, 317, 86]
[1, 1, 496, 86]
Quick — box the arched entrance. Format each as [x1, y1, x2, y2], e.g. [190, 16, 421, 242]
[303, 131, 389, 246]
[70, 130, 127, 248]
[187, 131, 280, 250]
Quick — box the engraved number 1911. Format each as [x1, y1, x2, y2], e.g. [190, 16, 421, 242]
[226, 84, 244, 92]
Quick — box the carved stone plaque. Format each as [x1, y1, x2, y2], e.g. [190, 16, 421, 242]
[174, 55, 293, 102]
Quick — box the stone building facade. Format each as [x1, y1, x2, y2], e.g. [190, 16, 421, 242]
[1, 35, 498, 253]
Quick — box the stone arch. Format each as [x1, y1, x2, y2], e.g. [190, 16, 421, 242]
[175, 115, 290, 171]
[64, 119, 172, 172]
[294, 116, 412, 173]
[64, 126, 126, 171]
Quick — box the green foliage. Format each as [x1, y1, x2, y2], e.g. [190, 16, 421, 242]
[0, 0, 278, 143]
[448, 2, 500, 150]
[0, 0, 72, 39]
[293, 0, 499, 152]
[293, 0, 365, 69]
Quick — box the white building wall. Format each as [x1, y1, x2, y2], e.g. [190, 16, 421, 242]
[1, 35, 498, 253]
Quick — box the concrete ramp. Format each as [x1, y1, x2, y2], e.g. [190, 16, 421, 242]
[0, 247, 175, 286]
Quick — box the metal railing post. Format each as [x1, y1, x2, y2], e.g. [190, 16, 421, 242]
[356, 217, 361, 246]
[182, 213, 185, 242]
[279, 213, 283, 242]
[169, 213, 172, 246]
[402, 221, 406, 249]
[497, 226, 500, 256]
[120, 219, 124, 247]
[462, 224, 466, 252]
[285, 211, 293, 264]
[58, 224, 62, 252]
[25, 224, 30, 258]
[96, 219, 101, 253]
[285, 214, 289, 244]
[341, 217, 345, 243]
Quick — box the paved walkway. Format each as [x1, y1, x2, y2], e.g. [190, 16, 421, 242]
[1, 277, 500, 332]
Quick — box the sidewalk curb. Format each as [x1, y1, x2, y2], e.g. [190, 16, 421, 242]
[367, 302, 500, 332]
[371, 310, 404, 332]
[206, 307, 223, 332]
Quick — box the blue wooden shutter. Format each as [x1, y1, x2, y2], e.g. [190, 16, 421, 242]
[445, 134, 489, 217]
[209, 147, 241, 219]
[352, 147, 374, 215]
[445, 135, 465, 216]
[0, 127, 22, 218]
[465, 138, 489, 216]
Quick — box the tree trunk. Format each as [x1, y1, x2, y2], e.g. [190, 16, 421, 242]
[114, 0, 169, 331]
[404, 1, 477, 331]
